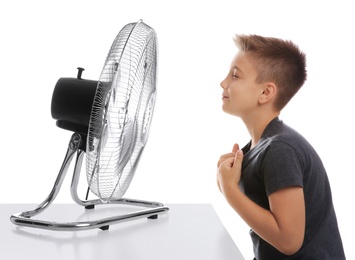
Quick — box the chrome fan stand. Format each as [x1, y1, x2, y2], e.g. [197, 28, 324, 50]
[10, 133, 169, 231]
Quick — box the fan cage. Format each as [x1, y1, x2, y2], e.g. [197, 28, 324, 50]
[86, 21, 158, 202]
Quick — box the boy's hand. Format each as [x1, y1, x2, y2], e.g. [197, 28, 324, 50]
[217, 144, 244, 194]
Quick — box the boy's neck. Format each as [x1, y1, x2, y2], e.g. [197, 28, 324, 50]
[243, 111, 280, 149]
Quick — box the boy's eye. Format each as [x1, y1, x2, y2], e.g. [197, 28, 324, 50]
[232, 68, 239, 78]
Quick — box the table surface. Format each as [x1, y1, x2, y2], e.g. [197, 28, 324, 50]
[1, 203, 245, 260]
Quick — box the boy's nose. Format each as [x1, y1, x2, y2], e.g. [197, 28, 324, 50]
[220, 78, 227, 89]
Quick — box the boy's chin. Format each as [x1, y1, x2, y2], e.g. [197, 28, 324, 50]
[222, 107, 238, 117]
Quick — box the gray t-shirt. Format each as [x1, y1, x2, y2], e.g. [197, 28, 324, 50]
[240, 117, 345, 260]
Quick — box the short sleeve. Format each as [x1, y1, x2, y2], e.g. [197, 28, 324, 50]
[261, 141, 304, 196]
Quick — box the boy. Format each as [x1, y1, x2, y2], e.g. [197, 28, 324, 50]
[217, 35, 345, 259]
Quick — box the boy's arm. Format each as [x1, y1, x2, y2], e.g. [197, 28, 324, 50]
[217, 147, 305, 256]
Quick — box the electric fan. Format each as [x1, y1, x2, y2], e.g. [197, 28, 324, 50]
[10, 19, 169, 231]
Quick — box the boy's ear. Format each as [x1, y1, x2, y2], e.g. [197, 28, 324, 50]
[259, 82, 277, 104]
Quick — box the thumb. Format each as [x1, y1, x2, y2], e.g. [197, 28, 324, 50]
[232, 149, 243, 169]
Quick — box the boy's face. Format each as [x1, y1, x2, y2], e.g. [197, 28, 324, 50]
[220, 51, 264, 117]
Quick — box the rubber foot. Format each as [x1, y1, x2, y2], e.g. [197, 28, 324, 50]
[148, 214, 158, 220]
[100, 225, 109, 231]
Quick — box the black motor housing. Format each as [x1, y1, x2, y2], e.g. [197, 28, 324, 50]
[51, 69, 97, 143]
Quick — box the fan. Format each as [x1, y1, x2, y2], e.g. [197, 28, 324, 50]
[10, 19, 169, 231]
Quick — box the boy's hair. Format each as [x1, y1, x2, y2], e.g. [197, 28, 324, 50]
[234, 34, 307, 111]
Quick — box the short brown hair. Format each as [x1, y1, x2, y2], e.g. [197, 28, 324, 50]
[234, 34, 307, 111]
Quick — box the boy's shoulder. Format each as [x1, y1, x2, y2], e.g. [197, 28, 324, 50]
[263, 117, 306, 144]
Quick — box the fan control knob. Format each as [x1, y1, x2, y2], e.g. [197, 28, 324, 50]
[77, 67, 85, 79]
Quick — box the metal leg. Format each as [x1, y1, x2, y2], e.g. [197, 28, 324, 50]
[10, 132, 169, 231]
[11, 133, 81, 219]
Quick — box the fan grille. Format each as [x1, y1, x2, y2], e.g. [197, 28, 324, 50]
[86, 20, 157, 201]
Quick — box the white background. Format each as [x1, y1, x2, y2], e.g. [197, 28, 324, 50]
[1, 1, 354, 259]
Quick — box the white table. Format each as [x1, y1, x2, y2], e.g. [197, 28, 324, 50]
[1, 203, 245, 260]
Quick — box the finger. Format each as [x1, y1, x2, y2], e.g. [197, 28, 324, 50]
[219, 157, 235, 170]
[217, 174, 223, 193]
[232, 149, 244, 169]
[216, 176, 221, 192]
[219, 152, 236, 161]
[218, 152, 236, 167]
[232, 143, 239, 153]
